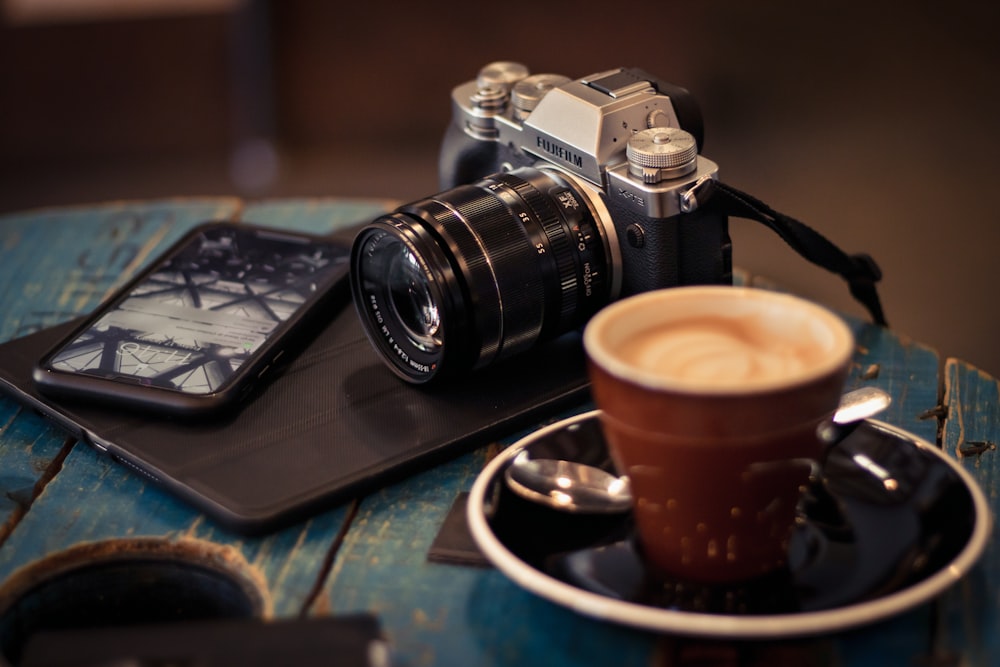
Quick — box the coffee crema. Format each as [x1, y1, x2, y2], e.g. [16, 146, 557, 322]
[617, 315, 831, 389]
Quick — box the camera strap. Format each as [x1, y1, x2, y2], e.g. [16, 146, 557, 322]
[701, 180, 888, 327]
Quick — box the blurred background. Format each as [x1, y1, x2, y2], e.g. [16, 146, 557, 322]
[1, 1, 998, 377]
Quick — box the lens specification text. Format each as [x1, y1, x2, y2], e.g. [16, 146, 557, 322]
[367, 293, 432, 374]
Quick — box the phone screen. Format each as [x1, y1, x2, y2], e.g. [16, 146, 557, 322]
[40, 224, 348, 398]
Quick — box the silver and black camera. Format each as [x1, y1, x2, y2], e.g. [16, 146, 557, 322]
[350, 62, 732, 383]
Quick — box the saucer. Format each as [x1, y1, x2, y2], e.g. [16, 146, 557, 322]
[466, 410, 991, 638]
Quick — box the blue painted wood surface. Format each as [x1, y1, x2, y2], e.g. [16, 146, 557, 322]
[0, 200, 996, 666]
[0, 199, 242, 538]
[0, 199, 389, 623]
[939, 360, 1000, 665]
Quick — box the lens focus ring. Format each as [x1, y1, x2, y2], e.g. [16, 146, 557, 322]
[493, 172, 581, 325]
[409, 185, 547, 364]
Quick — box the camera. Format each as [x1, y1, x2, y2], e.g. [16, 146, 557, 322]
[350, 62, 732, 383]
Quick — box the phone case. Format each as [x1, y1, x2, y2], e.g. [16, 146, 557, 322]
[31, 222, 352, 417]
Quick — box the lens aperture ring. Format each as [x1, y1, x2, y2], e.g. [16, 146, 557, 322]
[491, 172, 581, 329]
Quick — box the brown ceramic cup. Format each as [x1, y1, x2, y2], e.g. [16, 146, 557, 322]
[583, 286, 854, 584]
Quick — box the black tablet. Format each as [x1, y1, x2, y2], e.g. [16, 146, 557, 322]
[0, 298, 589, 534]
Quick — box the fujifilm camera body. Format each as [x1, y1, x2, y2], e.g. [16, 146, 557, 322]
[350, 62, 732, 383]
[439, 62, 732, 295]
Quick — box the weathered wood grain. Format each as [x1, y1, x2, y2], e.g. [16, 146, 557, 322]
[0, 438, 353, 617]
[0, 199, 393, 633]
[0, 200, 994, 667]
[240, 197, 394, 232]
[938, 359, 1000, 666]
[313, 447, 659, 667]
[0, 199, 242, 537]
[0, 199, 243, 342]
[0, 401, 70, 545]
[844, 318, 941, 444]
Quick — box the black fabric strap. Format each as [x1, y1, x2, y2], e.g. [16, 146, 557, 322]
[703, 180, 888, 327]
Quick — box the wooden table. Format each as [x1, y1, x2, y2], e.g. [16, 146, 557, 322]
[0, 198, 997, 666]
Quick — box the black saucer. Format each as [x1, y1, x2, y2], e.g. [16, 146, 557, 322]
[466, 410, 990, 638]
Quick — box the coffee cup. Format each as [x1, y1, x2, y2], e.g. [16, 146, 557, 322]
[582, 286, 854, 583]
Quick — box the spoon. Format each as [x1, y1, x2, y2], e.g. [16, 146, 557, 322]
[504, 386, 892, 514]
[817, 385, 893, 446]
[828, 385, 892, 426]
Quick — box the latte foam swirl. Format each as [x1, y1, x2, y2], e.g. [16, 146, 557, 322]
[622, 319, 815, 388]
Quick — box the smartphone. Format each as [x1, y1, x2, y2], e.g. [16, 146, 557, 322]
[32, 221, 351, 417]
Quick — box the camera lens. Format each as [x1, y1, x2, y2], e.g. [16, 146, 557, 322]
[350, 167, 614, 383]
[386, 242, 441, 350]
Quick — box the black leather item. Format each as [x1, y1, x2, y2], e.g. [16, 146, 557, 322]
[0, 302, 590, 534]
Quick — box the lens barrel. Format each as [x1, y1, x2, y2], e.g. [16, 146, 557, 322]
[350, 167, 611, 383]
